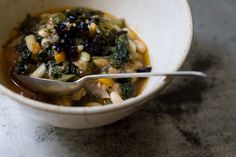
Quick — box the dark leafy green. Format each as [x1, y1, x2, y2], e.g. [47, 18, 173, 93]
[88, 29, 117, 56]
[17, 41, 32, 62]
[51, 66, 63, 78]
[111, 34, 129, 68]
[15, 8, 137, 86]
[38, 47, 54, 62]
[118, 79, 135, 99]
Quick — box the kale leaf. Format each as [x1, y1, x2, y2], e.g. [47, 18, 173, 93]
[111, 34, 129, 68]
[117, 79, 135, 99]
[51, 66, 64, 78]
[38, 46, 53, 62]
[88, 33, 111, 56]
[15, 40, 35, 74]
[17, 41, 32, 62]
[51, 62, 81, 79]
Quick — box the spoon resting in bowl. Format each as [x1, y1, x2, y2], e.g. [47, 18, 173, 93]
[15, 71, 206, 96]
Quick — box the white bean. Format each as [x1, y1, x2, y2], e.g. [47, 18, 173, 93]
[134, 40, 146, 53]
[124, 63, 136, 73]
[108, 67, 119, 74]
[73, 60, 88, 70]
[80, 51, 91, 62]
[48, 34, 59, 43]
[77, 45, 84, 52]
[130, 52, 142, 61]
[110, 92, 123, 104]
[41, 38, 50, 47]
[128, 40, 137, 53]
[38, 28, 50, 38]
[30, 63, 46, 78]
[93, 58, 109, 67]
[134, 61, 143, 69]
[112, 83, 122, 95]
[25, 35, 36, 52]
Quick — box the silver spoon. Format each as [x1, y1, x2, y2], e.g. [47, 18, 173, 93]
[15, 71, 206, 96]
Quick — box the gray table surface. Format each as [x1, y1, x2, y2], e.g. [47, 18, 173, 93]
[1, 0, 236, 157]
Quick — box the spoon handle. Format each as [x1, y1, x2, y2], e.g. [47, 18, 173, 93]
[85, 71, 207, 80]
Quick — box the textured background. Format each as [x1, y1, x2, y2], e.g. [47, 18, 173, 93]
[1, 0, 236, 156]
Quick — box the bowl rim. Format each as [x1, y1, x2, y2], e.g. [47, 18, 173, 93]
[0, 0, 193, 115]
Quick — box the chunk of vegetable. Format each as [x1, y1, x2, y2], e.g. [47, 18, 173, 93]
[73, 60, 88, 71]
[80, 51, 91, 62]
[98, 78, 115, 87]
[38, 28, 50, 38]
[31, 42, 41, 54]
[25, 35, 37, 52]
[128, 40, 137, 53]
[134, 40, 146, 53]
[51, 66, 64, 78]
[118, 79, 135, 99]
[17, 41, 32, 63]
[55, 52, 66, 64]
[30, 63, 46, 78]
[93, 58, 109, 67]
[77, 45, 84, 52]
[38, 47, 53, 61]
[110, 92, 123, 104]
[88, 29, 117, 56]
[111, 34, 129, 68]
[108, 67, 119, 74]
[48, 34, 60, 43]
[41, 38, 50, 47]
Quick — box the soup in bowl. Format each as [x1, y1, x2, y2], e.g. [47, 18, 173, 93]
[0, 0, 193, 129]
[1, 7, 151, 107]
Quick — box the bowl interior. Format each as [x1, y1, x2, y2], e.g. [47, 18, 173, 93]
[0, 0, 192, 107]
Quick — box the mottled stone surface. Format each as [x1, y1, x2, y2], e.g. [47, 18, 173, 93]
[1, 0, 236, 156]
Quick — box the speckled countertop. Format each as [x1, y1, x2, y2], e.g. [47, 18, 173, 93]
[1, 0, 236, 156]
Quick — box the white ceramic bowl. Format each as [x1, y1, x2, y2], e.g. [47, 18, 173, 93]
[0, 0, 193, 129]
